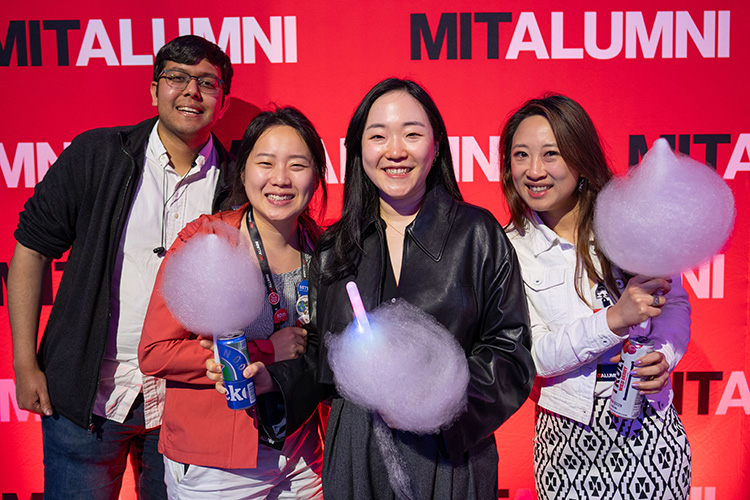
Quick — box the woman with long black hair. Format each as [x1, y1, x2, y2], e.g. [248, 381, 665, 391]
[211, 78, 535, 499]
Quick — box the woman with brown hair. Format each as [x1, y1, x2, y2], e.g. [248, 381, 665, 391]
[500, 93, 691, 499]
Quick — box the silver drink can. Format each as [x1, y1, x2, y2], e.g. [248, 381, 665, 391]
[609, 336, 654, 419]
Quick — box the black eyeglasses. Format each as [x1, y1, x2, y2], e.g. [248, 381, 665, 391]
[158, 69, 223, 95]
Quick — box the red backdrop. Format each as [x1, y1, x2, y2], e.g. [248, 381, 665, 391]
[2, 1, 749, 499]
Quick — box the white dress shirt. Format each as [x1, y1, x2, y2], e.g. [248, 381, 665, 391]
[94, 122, 221, 428]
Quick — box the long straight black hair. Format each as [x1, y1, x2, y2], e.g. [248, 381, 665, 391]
[318, 78, 461, 283]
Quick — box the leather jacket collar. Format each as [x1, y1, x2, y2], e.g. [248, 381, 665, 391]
[362, 184, 460, 262]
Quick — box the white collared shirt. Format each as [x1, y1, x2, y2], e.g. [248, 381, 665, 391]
[507, 213, 691, 424]
[93, 122, 221, 428]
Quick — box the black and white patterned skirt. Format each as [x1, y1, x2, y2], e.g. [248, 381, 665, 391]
[533, 398, 691, 500]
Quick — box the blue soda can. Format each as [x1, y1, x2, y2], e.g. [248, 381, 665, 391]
[216, 331, 257, 410]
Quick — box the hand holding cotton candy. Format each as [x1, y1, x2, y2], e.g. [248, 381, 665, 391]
[160, 220, 265, 336]
[326, 283, 470, 434]
[594, 138, 735, 277]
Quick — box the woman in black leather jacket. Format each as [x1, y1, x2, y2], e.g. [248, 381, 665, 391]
[208, 78, 535, 499]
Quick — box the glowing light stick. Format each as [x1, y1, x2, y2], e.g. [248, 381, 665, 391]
[345, 281, 371, 335]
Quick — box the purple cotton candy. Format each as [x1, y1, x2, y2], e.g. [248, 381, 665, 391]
[160, 221, 265, 335]
[594, 138, 735, 276]
[326, 298, 470, 434]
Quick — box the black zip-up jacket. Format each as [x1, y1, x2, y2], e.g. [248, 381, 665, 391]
[14, 117, 235, 429]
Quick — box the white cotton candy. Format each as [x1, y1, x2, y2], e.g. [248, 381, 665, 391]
[594, 138, 735, 276]
[160, 222, 265, 335]
[326, 298, 470, 434]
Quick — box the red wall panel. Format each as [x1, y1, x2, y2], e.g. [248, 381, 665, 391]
[2, 1, 748, 498]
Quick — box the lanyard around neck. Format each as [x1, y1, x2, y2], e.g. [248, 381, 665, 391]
[245, 208, 309, 331]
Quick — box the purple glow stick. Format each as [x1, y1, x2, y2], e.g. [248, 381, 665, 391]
[346, 281, 371, 335]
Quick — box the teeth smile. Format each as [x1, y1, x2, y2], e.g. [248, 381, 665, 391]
[177, 107, 202, 114]
[529, 186, 549, 192]
[385, 168, 411, 175]
[267, 194, 293, 201]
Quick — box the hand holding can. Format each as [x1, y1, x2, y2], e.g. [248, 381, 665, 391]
[609, 336, 654, 419]
[216, 332, 257, 410]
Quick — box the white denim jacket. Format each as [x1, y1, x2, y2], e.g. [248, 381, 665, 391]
[507, 214, 691, 425]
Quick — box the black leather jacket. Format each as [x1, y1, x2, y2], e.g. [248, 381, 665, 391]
[267, 185, 535, 458]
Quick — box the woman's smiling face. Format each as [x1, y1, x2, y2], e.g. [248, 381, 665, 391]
[361, 90, 437, 208]
[243, 125, 317, 228]
[510, 115, 579, 223]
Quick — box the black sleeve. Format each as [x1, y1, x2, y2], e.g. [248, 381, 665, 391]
[14, 133, 90, 258]
[442, 225, 536, 458]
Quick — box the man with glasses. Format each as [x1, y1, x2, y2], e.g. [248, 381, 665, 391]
[8, 35, 234, 499]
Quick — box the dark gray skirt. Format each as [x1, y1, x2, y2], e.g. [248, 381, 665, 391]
[321, 398, 499, 500]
